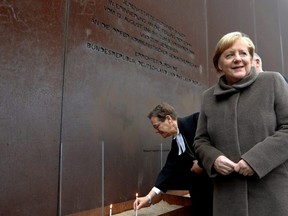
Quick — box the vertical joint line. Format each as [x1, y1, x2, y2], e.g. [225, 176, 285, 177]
[57, 0, 71, 215]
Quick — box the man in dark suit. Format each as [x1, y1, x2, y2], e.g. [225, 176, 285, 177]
[134, 102, 213, 215]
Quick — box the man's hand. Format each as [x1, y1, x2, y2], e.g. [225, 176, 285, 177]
[191, 160, 203, 175]
[133, 195, 150, 211]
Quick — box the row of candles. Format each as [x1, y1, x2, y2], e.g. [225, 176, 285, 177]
[109, 193, 138, 216]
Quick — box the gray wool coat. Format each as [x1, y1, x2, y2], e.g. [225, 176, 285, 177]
[194, 68, 288, 216]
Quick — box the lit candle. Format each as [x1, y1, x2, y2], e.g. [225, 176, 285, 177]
[109, 204, 112, 216]
[136, 193, 138, 216]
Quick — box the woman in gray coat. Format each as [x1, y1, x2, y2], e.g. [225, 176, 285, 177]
[194, 31, 288, 216]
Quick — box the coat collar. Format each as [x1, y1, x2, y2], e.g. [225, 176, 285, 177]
[214, 67, 258, 96]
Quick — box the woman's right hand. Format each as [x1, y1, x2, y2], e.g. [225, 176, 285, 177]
[214, 155, 237, 175]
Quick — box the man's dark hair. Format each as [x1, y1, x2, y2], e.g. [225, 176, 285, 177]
[147, 102, 177, 121]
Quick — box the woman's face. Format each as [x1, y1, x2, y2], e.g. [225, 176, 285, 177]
[218, 39, 252, 85]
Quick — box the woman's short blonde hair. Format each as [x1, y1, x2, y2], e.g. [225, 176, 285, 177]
[213, 31, 255, 73]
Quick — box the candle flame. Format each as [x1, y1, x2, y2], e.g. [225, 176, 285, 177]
[136, 193, 138, 198]
[110, 204, 112, 208]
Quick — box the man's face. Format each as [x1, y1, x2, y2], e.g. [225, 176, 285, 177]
[150, 116, 175, 138]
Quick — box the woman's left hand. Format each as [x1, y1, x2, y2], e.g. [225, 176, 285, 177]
[234, 159, 255, 176]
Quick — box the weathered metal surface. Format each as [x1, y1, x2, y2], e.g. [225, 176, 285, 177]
[0, 0, 65, 215]
[61, 0, 205, 214]
[1, 0, 288, 215]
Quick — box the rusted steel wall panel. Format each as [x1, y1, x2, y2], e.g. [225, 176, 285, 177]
[0, 1, 65, 215]
[60, 0, 205, 215]
[1, 0, 288, 215]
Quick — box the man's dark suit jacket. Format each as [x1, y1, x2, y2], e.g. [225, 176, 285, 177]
[154, 112, 213, 215]
[154, 113, 199, 192]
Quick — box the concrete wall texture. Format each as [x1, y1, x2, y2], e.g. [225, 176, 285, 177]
[1, 0, 288, 215]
